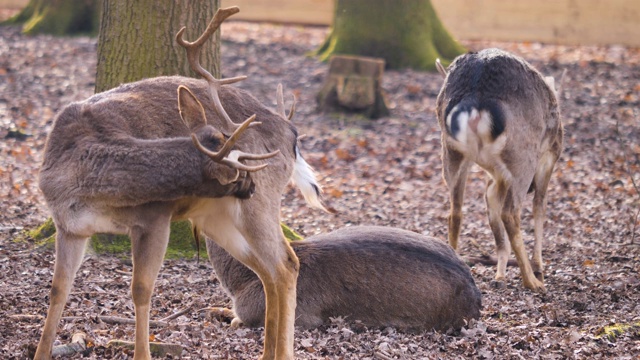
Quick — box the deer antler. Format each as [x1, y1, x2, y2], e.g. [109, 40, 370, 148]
[276, 83, 296, 120]
[177, 85, 279, 172]
[190, 114, 280, 172]
[176, 6, 252, 131]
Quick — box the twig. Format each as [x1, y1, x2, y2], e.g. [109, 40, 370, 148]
[468, 238, 492, 258]
[9, 314, 44, 321]
[61, 316, 168, 328]
[51, 332, 88, 358]
[159, 306, 192, 322]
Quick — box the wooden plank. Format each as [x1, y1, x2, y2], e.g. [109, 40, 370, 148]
[4, 0, 639, 46]
[222, 0, 333, 25]
[223, 0, 640, 47]
[431, 0, 640, 47]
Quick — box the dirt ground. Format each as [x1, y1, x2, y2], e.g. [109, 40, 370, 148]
[1, 18, 640, 359]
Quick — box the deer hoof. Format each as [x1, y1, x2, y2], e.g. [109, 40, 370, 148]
[524, 278, 546, 294]
[490, 279, 506, 289]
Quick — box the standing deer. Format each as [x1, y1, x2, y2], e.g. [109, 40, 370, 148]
[34, 7, 328, 360]
[435, 49, 563, 292]
[205, 226, 482, 331]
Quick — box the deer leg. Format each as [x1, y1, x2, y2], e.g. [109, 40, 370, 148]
[531, 152, 558, 282]
[242, 230, 298, 360]
[129, 218, 171, 360]
[34, 230, 89, 360]
[443, 150, 471, 250]
[501, 194, 545, 293]
[199, 198, 298, 360]
[485, 179, 510, 284]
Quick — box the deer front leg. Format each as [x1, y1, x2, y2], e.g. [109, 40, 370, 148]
[485, 179, 510, 284]
[244, 238, 298, 360]
[442, 149, 471, 251]
[34, 230, 89, 360]
[129, 219, 171, 360]
[501, 198, 545, 293]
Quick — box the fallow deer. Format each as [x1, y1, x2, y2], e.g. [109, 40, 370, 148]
[435, 49, 564, 292]
[205, 226, 482, 331]
[34, 7, 328, 360]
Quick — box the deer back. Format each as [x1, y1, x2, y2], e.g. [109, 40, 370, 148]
[207, 226, 482, 331]
[39, 76, 296, 210]
[436, 48, 563, 189]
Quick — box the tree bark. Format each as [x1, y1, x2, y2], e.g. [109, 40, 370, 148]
[94, 1, 220, 256]
[3, 0, 100, 35]
[315, 0, 466, 71]
[95, 0, 220, 93]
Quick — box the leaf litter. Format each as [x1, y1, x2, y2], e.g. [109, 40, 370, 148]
[1, 19, 640, 359]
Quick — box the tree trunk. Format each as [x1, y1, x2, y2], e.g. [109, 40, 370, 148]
[315, 0, 466, 71]
[3, 0, 100, 35]
[95, 0, 220, 93]
[92, 0, 220, 257]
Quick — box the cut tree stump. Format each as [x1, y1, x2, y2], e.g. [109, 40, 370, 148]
[317, 55, 389, 119]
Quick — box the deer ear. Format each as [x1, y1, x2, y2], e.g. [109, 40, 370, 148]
[178, 85, 207, 131]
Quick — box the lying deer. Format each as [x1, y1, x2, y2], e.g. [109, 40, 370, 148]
[205, 226, 482, 331]
[34, 7, 328, 360]
[435, 49, 563, 292]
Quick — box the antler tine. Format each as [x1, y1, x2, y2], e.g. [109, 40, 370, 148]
[234, 149, 281, 161]
[276, 84, 286, 118]
[287, 94, 296, 120]
[176, 7, 252, 131]
[221, 148, 281, 172]
[275, 84, 296, 120]
[191, 114, 258, 161]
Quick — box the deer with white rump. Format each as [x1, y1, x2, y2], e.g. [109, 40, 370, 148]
[34, 7, 328, 360]
[435, 49, 563, 292]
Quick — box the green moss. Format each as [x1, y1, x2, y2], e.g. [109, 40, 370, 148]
[314, 0, 465, 71]
[28, 217, 56, 242]
[596, 322, 640, 342]
[282, 223, 304, 242]
[3, 0, 99, 36]
[90, 221, 207, 260]
[28, 218, 304, 259]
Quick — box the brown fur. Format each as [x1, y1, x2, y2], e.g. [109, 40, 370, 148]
[34, 8, 323, 360]
[207, 226, 482, 331]
[435, 49, 563, 292]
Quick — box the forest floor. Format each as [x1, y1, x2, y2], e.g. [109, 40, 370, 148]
[1, 18, 640, 360]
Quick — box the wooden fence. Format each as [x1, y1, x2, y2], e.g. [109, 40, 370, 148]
[2, 0, 639, 46]
[221, 0, 640, 47]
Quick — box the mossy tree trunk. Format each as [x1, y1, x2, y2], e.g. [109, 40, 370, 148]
[92, 0, 221, 257]
[2, 0, 100, 35]
[315, 0, 466, 71]
[95, 0, 220, 93]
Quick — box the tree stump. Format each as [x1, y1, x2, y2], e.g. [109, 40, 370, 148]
[317, 55, 389, 119]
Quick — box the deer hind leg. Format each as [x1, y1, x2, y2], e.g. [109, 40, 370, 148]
[34, 229, 89, 360]
[531, 151, 559, 282]
[485, 179, 510, 284]
[129, 216, 171, 360]
[501, 191, 545, 293]
[443, 150, 471, 251]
